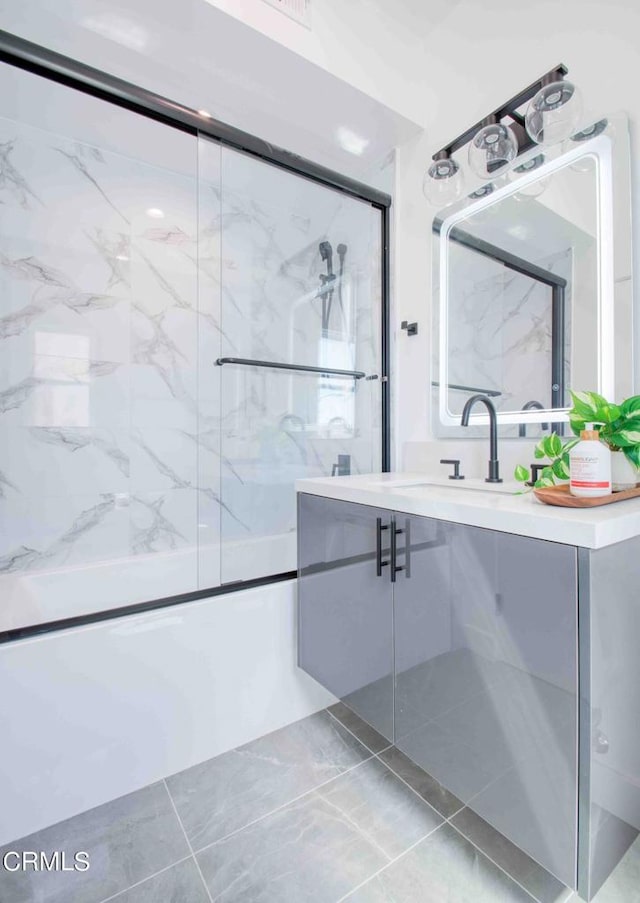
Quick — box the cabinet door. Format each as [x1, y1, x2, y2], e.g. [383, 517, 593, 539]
[298, 493, 394, 740]
[393, 515, 455, 746]
[394, 519, 578, 888]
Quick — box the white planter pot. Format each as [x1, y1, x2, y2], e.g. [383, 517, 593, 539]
[611, 450, 639, 492]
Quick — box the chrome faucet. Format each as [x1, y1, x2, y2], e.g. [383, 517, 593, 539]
[518, 400, 549, 437]
[460, 394, 502, 483]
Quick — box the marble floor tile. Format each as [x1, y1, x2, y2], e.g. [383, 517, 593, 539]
[197, 756, 440, 903]
[377, 745, 464, 819]
[327, 702, 391, 754]
[0, 783, 189, 903]
[343, 822, 535, 903]
[315, 758, 443, 859]
[451, 807, 571, 903]
[196, 793, 385, 903]
[103, 857, 210, 903]
[166, 710, 372, 850]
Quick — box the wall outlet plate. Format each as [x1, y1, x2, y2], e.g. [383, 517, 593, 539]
[261, 0, 311, 28]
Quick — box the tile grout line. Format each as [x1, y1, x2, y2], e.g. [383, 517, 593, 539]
[96, 855, 193, 903]
[334, 820, 446, 903]
[162, 779, 215, 903]
[372, 750, 453, 822]
[191, 754, 374, 855]
[325, 707, 394, 758]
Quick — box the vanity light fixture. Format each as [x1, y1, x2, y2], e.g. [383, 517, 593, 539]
[423, 64, 581, 206]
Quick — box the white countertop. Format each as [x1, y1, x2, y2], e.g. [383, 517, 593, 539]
[296, 472, 640, 550]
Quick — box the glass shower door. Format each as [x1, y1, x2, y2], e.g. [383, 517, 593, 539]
[216, 145, 383, 583]
[0, 62, 204, 631]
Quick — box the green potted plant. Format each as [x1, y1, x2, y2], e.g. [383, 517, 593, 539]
[515, 390, 640, 491]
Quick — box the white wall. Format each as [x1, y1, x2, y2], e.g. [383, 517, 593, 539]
[0, 0, 419, 187]
[0, 580, 334, 845]
[201, 0, 451, 126]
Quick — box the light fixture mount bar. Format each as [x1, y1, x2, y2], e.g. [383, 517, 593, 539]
[433, 63, 568, 161]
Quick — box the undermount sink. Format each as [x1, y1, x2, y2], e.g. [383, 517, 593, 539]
[379, 477, 520, 496]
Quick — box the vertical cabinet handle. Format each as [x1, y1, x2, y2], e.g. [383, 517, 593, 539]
[404, 518, 411, 579]
[390, 517, 406, 583]
[376, 517, 390, 577]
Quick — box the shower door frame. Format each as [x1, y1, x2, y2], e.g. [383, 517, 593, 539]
[0, 29, 391, 642]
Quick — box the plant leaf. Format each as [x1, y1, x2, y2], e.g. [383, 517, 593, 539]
[540, 436, 556, 458]
[569, 390, 601, 419]
[568, 414, 586, 437]
[609, 426, 640, 448]
[599, 403, 622, 424]
[623, 446, 640, 468]
[535, 476, 555, 488]
[620, 395, 640, 416]
[548, 432, 563, 458]
[534, 440, 546, 459]
[514, 464, 529, 483]
[541, 466, 555, 482]
[552, 457, 570, 480]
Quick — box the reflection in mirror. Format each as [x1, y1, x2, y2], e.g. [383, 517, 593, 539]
[432, 115, 632, 438]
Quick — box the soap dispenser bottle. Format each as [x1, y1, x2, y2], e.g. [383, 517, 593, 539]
[569, 423, 612, 498]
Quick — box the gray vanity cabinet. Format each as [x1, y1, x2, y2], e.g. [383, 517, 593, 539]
[298, 494, 579, 888]
[297, 492, 394, 741]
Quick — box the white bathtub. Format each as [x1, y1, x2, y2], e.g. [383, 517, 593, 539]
[0, 532, 298, 633]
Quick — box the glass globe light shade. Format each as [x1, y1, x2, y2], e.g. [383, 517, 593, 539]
[469, 184, 498, 201]
[468, 122, 518, 179]
[525, 79, 583, 146]
[570, 118, 609, 143]
[564, 119, 610, 173]
[422, 156, 464, 207]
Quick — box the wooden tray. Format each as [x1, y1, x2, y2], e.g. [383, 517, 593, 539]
[534, 483, 640, 508]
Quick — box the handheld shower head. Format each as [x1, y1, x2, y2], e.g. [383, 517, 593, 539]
[319, 241, 333, 274]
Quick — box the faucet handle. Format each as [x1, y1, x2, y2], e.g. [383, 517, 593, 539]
[526, 463, 547, 487]
[440, 458, 465, 480]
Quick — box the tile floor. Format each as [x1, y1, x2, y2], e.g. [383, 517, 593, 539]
[1, 704, 638, 903]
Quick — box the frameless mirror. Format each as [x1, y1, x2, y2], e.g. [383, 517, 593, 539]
[432, 113, 633, 437]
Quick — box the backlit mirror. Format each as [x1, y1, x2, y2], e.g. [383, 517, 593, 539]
[432, 113, 632, 437]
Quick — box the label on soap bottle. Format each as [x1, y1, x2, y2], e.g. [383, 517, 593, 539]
[569, 442, 611, 497]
